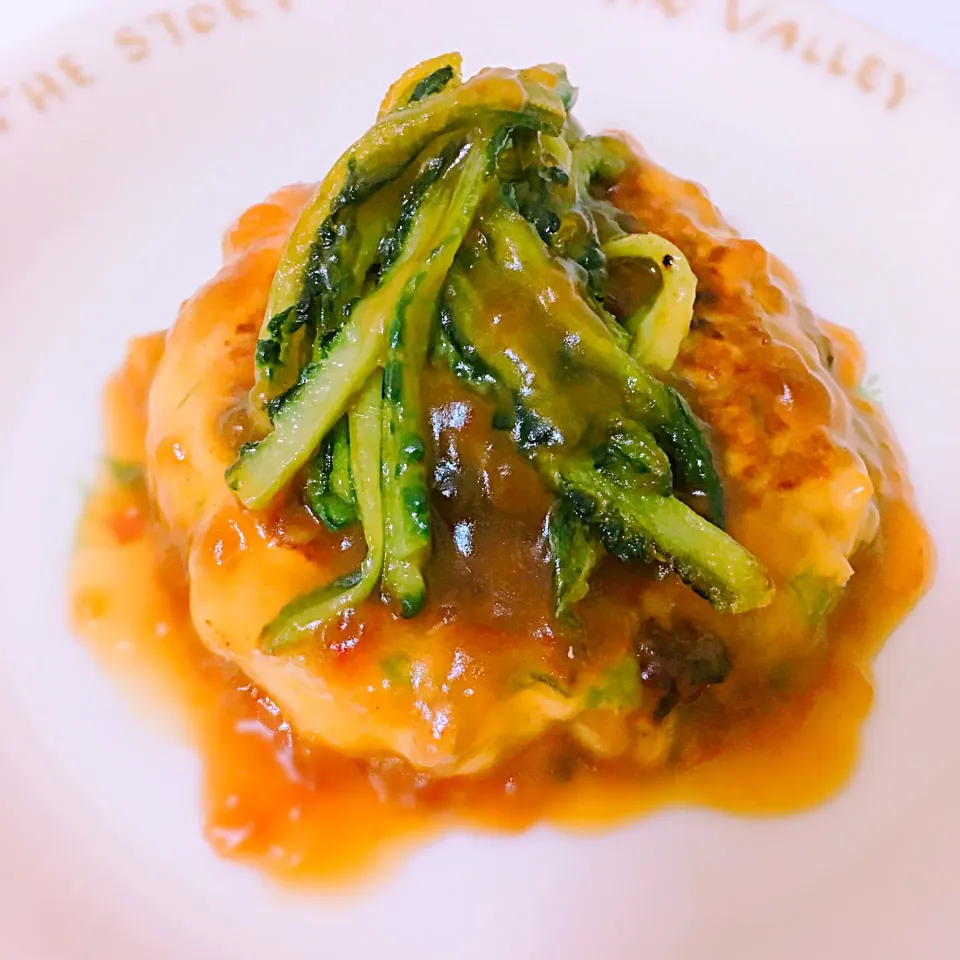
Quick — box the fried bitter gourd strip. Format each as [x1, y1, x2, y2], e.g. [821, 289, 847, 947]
[226, 56, 772, 636]
[303, 417, 357, 530]
[554, 453, 772, 613]
[379, 142, 490, 616]
[261, 371, 385, 652]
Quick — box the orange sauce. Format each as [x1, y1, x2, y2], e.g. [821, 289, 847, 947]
[69, 153, 933, 883]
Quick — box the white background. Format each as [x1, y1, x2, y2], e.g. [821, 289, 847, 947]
[1, 0, 959, 68]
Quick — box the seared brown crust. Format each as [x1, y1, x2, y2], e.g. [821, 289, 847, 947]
[609, 144, 878, 584]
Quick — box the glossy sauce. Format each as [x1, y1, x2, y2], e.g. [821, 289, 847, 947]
[69, 152, 932, 882]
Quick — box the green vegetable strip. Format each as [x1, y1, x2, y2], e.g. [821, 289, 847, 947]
[227, 312, 383, 509]
[253, 309, 311, 413]
[450, 217, 671, 450]
[253, 181, 404, 424]
[479, 206, 672, 418]
[510, 129, 618, 313]
[604, 233, 696, 371]
[570, 135, 628, 195]
[251, 69, 566, 412]
[377, 52, 463, 118]
[431, 320, 501, 398]
[261, 371, 385, 652]
[441, 268, 580, 448]
[546, 498, 605, 618]
[539, 133, 573, 179]
[328, 416, 357, 508]
[290, 140, 468, 391]
[306, 179, 405, 364]
[409, 66, 458, 104]
[381, 141, 489, 616]
[555, 455, 773, 614]
[479, 206, 725, 526]
[568, 133, 633, 253]
[375, 137, 465, 273]
[303, 428, 357, 531]
[597, 419, 673, 496]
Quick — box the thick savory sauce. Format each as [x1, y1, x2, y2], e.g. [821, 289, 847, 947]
[69, 154, 932, 882]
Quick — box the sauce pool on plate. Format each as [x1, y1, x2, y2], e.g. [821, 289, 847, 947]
[69, 143, 931, 881]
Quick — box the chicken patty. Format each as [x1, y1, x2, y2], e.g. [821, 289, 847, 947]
[144, 156, 879, 776]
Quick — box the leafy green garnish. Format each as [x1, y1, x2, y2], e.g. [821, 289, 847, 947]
[584, 660, 641, 711]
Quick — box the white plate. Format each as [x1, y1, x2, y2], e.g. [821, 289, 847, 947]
[1, 1, 958, 956]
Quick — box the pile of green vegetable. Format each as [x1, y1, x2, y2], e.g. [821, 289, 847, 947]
[225, 55, 774, 651]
